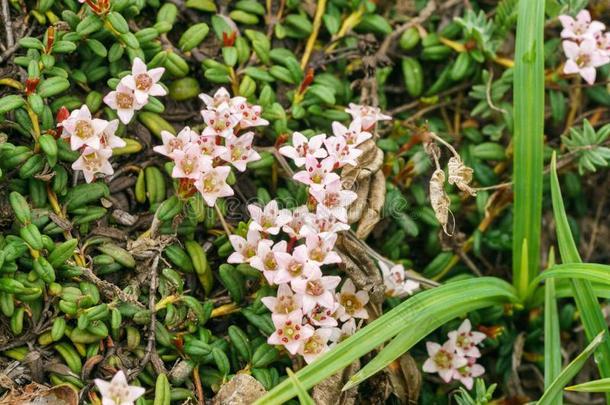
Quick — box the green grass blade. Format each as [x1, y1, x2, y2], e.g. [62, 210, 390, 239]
[550, 152, 610, 386]
[343, 278, 516, 390]
[532, 263, 610, 288]
[544, 248, 561, 404]
[566, 377, 610, 393]
[254, 278, 518, 404]
[512, 0, 545, 297]
[286, 369, 316, 405]
[537, 331, 606, 404]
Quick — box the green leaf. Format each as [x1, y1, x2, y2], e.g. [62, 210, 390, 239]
[254, 278, 518, 404]
[566, 377, 610, 392]
[537, 331, 606, 404]
[544, 248, 562, 405]
[37, 77, 71, 98]
[550, 152, 610, 394]
[286, 369, 315, 405]
[0, 95, 26, 114]
[512, 0, 544, 298]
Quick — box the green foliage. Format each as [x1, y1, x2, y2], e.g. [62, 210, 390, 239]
[562, 120, 610, 174]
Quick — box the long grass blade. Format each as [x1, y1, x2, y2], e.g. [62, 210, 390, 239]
[566, 377, 610, 393]
[537, 331, 606, 404]
[550, 152, 610, 388]
[512, 0, 545, 297]
[253, 278, 518, 404]
[286, 369, 316, 405]
[544, 248, 561, 404]
[531, 263, 610, 289]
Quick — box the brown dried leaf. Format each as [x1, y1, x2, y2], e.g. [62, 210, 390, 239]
[429, 169, 452, 235]
[447, 157, 476, 196]
[211, 374, 266, 405]
[385, 354, 422, 404]
[312, 360, 360, 405]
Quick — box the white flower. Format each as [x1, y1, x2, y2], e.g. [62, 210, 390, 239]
[298, 328, 333, 364]
[291, 275, 341, 313]
[103, 83, 145, 124]
[261, 283, 302, 315]
[171, 143, 210, 180]
[94, 370, 145, 405]
[292, 155, 339, 190]
[197, 134, 227, 159]
[194, 165, 234, 206]
[219, 132, 261, 172]
[308, 178, 357, 223]
[231, 100, 269, 128]
[304, 233, 341, 266]
[344, 103, 390, 131]
[447, 319, 487, 358]
[559, 10, 605, 41]
[61, 105, 107, 151]
[250, 240, 291, 285]
[300, 205, 350, 237]
[324, 135, 362, 167]
[305, 303, 340, 328]
[378, 261, 420, 298]
[563, 39, 610, 84]
[120, 57, 166, 104]
[453, 360, 485, 390]
[199, 87, 234, 110]
[227, 229, 272, 264]
[331, 118, 372, 147]
[422, 341, 467, 383]
[100, 119, 126, 149]
[274, 245, 322, 284]
[152, 127, 198, 157]
[267, 311, 314, 355]
[282, 205, 312, 239]
[279, 132, 327, 167]
[71, 147, 114, 183]
[201, 107, 240, 138]
[335, 279, 369, 321]
[248, 200, 292, 235]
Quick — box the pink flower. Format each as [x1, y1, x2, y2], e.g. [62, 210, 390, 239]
[261, 283, 302, 315]
[248, 200, 292, 235]
[453, 359, 485, 390]
[300, 205, 350, 237]
[201, 107, 240, 138]
[153, 127, 198, 157]
[328, 318, 356, 344]
[378, 261, 420, 298]
[219, 132, 261, 172]
[199, 87, 234, 110]
[100, 119, 126, 149]
[335, 279, 369, 321]
[305, 303, 340, 328]
[422, 341, 467, 383]
[291, 275, 341, 313]
[171, 143, 210, 180]
[61, 105, 106, 151]
[293, 155, 339, 190]
[563, 39, 610, 84]
[120, 57, 166, 104]
[299, 328, 332, 364]
[448, 319, 487, 358]
[344, 103, 390, 131]
[304, 233, 341, 266]
[323, 135, 362, 167]
[227, 229, 272, 264]
[232, 100, 269, 128]
[331, 118, 372, 147]
[308, 179, 357, 223]
[595, 31, 610, 56]
[268, 311, 314, 355]
[103, 83, 145, 124]
[194, 165, 234, 206]
[94, 370, 145, 405]
[559, 10, 605, 41]
[275, 245, 322, 284]
[71, 147, 113, 183]
[250, 240, 291, 284]
[197, 134, 226, 159]
[282, 205, 312, 239]
[279, 132, 327, 167]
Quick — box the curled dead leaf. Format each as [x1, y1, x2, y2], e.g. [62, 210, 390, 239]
[429, 169, 453, 235]
[447, 156, 476, 196]
[0, 383, 78, 405]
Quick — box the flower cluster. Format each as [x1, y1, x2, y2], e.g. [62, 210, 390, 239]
[378, 261, 420, 298]
[423, 319, 486, 389]
[60, 58, 165, 183]
[226, 104, 391, 363]
[94, 370, 145, 405]
[104, 57, 166, 124]
[153, 87, 267, 206]
[559, 9, 610, 84]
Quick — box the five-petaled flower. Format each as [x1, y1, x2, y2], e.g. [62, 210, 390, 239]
[94, 370, 145, 405]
